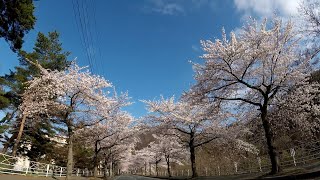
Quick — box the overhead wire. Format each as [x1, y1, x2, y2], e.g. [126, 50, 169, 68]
[90, 0, 104, 76]
[71, 0, 107, 76]
[80, 0, 97, 73]
[72, 0, 94, 73]
[72, 0, 92, 72]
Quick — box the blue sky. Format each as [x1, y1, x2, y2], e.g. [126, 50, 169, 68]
[0, 0, 300, 118]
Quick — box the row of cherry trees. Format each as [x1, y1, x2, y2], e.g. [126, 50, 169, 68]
[128, 3, 320, 177]
[14, 0, 320, 179]
[135, 95, 258, 178]
[18, 61, 138, 179]
[127, 134, 186, 177]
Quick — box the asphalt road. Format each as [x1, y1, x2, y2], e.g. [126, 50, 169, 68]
[114, 175, 164, 180]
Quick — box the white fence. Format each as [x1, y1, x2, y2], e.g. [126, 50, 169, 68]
[3, 140, 320, 178]
[134, 140, 320, 178]
[0, 153, 93, 177]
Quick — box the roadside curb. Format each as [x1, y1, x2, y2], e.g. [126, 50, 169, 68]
[251, 170, 320, 179]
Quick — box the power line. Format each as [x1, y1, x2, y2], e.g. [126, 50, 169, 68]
[90, 0, 104, 76]
[80, 0, 96, 73]
[71, 0, 105, 76]
[72, 0, 94, 73]
[72, 0, 92, 71]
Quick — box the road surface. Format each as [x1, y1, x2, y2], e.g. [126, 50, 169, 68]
[114, 175, 164, 180]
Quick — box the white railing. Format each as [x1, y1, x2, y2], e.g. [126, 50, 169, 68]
[133, 140, 320, 178]
[0, 153, 92, 177]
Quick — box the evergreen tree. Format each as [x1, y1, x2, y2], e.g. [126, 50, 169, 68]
[0, 0, 36, 51]
[1, 31, 70, 156]
[0, 77, 10, 109]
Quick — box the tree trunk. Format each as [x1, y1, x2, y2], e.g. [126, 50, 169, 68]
[103, 156, 108, 178]
[166, 155, 171, 177]
[66, 129, 74, 180]
[12, 114, 26, 156]
[156, 162, 158, 176]
[93, 141, 99, 177]
[189, 132, 198, 177]
[112, 160, 115, 176]
[109, 156, 113, 177]
[144, 162, 147, 175]
[190, 145, 197, 177]
[2, 132, 17, 153]
[93, 163, 98, 177]
[261, 108, 280, 174]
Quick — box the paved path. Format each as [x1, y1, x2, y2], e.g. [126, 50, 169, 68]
[114, 175, 164, 180]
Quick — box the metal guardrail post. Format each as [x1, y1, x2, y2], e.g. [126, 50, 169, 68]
[25, 167, 29, 175]
[290, 148, 297, 166]
[258, 157, 262, 172]
[46, 164, 50, 177]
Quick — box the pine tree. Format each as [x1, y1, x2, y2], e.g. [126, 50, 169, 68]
[0, 0, 36, 51]
[1, 31, 70, 156]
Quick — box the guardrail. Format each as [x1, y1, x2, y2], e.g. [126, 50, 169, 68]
[133, 140, 320, 178]
[0, 153, 93, 177]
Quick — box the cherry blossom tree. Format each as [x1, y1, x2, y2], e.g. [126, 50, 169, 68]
[116, 143, 137, 174]
[142, 142, 162, 176]
[19, 62, 126, 179]
[188, 18, 311, 174]
[129, 133, 187, 177]
[152, 134, 187, 177]
[134, 147, 154, 175]
[299, 0, 320, 41]
[269, 80, 320, 138]
[103, 141, 136, 177]
[143, 96, 234, 177]
[298, 0, 320, 71]
[76, 111, 136, 177]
